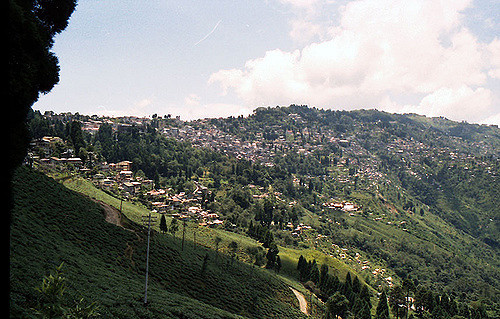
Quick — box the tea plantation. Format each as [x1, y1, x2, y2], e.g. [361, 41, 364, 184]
[10, 167, 306, 318]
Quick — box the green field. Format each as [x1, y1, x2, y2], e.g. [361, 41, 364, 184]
[10, 167, 308, 318]
[62, 174, 360, 283]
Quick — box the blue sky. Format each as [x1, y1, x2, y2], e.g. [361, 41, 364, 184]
[34, 0, 500, 125]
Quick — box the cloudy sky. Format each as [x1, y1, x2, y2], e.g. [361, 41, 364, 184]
[34, 0, 500, 125]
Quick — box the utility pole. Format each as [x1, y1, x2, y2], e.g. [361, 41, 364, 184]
[181, 219, 186, 251]
[193, 218, 198, 249]
[142, 210, 157, 306]
[119, 194, 123, 214]
[193, 226, 196, 248]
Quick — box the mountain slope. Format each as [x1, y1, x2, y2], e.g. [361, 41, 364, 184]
[204, 106, 499, 305]
[24, 106, 500, 315]
[10, 167, 306, 318]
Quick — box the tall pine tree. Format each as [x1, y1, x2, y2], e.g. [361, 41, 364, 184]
[327, 292, 349, 319]
[376, 290, 390, 319]
[159, 214, 168, 234]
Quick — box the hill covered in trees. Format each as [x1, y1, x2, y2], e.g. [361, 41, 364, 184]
[207, 105, 500, 307]
[10, 0, 498, 317]
[24, 105, 500, 317]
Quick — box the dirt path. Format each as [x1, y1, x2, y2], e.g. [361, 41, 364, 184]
[290, 287, 308, 315]
[92, 199, 123, 227]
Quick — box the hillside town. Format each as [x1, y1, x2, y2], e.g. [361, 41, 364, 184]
[29, 111, 498, 234]
[11, 0, 500, 315]
[24, 109, 500, 309]
[37, 112, 498, 184]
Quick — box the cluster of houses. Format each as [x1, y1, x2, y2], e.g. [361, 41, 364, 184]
[39, 112, 498, 192]
[30, 136, 84, 167]
[322, 200, 361, 213]
[285, 222, 313, 238]
[161, 115, 361, 170]
[29, 136, 155, 197]
[43, 112, 495, 202]
[92, 160, 155, 195]
[381, 132, 498, 184]
[160, 116, 397, 195]
[146, 182, 225, 227]
[163, 122, 278, 167]
[41, 112, 154, 136]
[31, 136, 228, 229]
[327, 242, 395, 288]
[96, 163, 226, 228]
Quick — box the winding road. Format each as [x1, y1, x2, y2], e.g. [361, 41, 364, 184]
[290, 287, 308, 315]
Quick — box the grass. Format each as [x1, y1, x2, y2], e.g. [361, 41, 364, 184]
[10, 167, 307, 318]
[58, 171, 500, 312]
[278, 246, 357, 282]
[62, 175, 364, 281]
[59, 174, 384, 316]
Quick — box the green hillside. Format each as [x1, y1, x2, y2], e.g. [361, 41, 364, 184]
[24, 106, 499, 317]
[10, 166, 306, 318]
[61, 173, 361, 284]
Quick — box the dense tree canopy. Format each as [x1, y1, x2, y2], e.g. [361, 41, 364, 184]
[9, 0, 77, 172]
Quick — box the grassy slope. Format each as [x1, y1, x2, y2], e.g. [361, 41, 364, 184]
[322, 187, 500, 303]
[44, 161, 500, 309]
[61, 174, 382, 314]
[10, 167, 306, 318]
[62, 175, 362, 284]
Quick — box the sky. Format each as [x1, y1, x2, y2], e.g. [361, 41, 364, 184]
[34, 0, 500, 125]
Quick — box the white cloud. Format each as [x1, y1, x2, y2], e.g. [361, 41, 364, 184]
[278, 0, 320, 8]
[209, 0, 499, 123]
[289, 18, 324, 43]
[480, 112, 500, 126]
[380, 86, 494, 123]
[416, 86, 493, 122]
[278, 0, 331, 43]
[184, 93, 201, 106]
[136, 98, 153, 109]
[487, 38, 500, 79]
